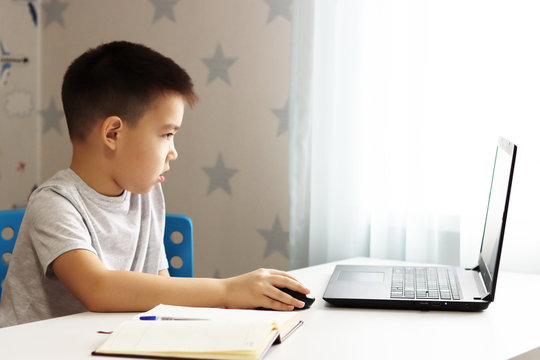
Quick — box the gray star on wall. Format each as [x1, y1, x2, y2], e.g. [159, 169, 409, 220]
[264, 0, 292, 23]
[259, 216, 289, 259]
[148, 0, 180, 23]
[271, 99, 289, 136]
[42, 0, 69, 28]
[202, 153, 238, 195]
[41, 99, 64, 134]
[201, 44, 237, 86]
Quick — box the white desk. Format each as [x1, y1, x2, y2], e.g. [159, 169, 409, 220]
[1, 257, 539, 359]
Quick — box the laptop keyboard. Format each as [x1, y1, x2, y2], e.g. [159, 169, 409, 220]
[390, 267, 461, 300]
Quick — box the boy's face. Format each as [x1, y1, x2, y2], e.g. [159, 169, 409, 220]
[113, 93, 184, 194]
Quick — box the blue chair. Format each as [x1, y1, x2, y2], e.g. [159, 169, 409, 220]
[0, 209, 25, 299]
[164, 214, 194, 278]
[0, 210, 193, 299]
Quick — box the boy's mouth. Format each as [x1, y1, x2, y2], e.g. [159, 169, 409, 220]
[158, 168, 169, 182]
[158, 170, 168, 183]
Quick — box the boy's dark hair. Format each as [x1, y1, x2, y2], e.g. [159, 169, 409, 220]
[61, 41, 198, 141]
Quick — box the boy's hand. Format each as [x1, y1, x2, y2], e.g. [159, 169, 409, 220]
[222, 268, 310, 311]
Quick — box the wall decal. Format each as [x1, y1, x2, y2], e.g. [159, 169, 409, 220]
[264, 0, 292, 23]
[40, 99, 64, 134]
[202, 152, 238, 196]
[42, 0, 69, 28]
[271, 99, 289, 136]
[148, 0, 180, 23]
[201, 43, 237, 86]
[258, 216, 289, 259]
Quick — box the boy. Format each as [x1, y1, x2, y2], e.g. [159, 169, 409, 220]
[0, 41, 309, 327]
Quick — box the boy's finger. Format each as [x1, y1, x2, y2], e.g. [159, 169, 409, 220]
[264, 298, 295, 311]
[271, 276, 311, 295]
[268, 269, 301, 282]
[267, 286, 305, 309]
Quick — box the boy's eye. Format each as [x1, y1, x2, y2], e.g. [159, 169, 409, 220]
[163, 133, 174, 139]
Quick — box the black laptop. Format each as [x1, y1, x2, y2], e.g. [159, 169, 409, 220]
[323, 137, 517, 311]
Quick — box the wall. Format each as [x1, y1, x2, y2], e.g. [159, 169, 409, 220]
[4, 0, 293, 277]
[0, 0, 40, 210]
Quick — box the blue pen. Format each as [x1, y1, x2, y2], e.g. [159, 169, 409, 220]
[139, 315, 208, 321]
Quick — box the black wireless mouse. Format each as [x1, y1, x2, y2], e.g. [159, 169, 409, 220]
[278, 287, 315, 310]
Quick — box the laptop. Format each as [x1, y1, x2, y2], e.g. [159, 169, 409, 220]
[323, 137, 517, 311]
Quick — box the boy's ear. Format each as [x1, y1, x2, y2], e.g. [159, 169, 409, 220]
[102, 116, 123, 150]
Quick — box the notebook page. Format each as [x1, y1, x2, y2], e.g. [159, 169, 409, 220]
[98, 320, 277, 353]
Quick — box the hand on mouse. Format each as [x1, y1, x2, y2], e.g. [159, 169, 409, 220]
[222, 268, 310, 311]
[277, 287, 316, 310]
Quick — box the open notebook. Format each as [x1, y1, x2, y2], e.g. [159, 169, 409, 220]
[92, 304, 303, 360]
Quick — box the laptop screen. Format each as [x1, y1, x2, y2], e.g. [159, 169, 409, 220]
[478, 137, 517, 299]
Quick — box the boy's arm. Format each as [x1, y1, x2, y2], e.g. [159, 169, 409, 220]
[158, 269, 170, 277]
[52, 249, 308, 312]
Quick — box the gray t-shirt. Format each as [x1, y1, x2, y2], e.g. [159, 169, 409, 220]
[0, 168, 168, 327]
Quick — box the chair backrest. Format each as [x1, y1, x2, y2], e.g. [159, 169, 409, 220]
[164, 214, 194, 278]
[0, 209, 25, 299]
[0, 211, 193, 299]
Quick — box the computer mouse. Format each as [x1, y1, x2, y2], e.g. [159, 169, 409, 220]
[278, 287, 315, 310]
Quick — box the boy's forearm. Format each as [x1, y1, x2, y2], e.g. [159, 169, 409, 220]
[52, 249, 228, 312]
[53, 249, 307, 312]
[84, 271, 227, 312]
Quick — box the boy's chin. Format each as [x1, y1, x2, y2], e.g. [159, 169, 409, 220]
[126, 184, 156, 195]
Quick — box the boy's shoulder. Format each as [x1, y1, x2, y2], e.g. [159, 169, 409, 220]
[25, 168, 86, 215]
[31, 168, 81, 200]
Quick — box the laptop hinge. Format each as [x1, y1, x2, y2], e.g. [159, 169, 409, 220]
[467, 265, 491, 300]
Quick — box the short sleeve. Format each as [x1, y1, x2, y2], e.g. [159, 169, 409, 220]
[26, 189, 96, 277]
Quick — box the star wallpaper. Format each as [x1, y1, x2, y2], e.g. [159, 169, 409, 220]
[0, 0, 294, 277]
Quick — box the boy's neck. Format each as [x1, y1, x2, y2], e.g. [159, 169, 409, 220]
[70, 142, 124, 197]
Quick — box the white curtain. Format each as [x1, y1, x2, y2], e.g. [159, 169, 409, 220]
[289, 0, 540, 270]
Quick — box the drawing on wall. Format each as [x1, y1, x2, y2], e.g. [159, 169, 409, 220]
[28, 1, 38, 26]
[1, 0, 40, 211]
[5, 90, 33, 118]
[0, 41, 30, 88]
[12, 0, 39, 26]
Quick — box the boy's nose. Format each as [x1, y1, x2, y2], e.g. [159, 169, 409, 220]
[169, 144, 178, 161]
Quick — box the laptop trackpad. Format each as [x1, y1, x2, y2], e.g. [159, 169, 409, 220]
[325, 265, 391, 299]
